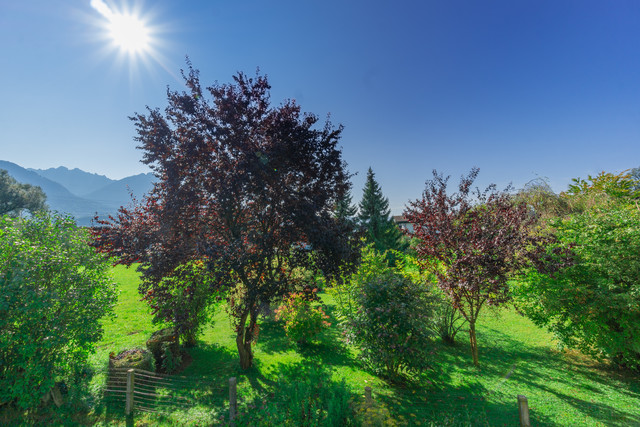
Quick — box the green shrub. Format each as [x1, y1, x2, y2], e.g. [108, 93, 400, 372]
[346, 271, 436, 379]
[514, 203, 640, 370]
[146, 328, 181, 373]
[432, 290, 467, 345]
[275, 291, 330, 346]
[235, 363, 353, 426]
[160, 342, 183, 374]
[147, 259, 217, 347]
[329, 243, 399, 324]
[352, 397, 401, 426]
[0, 213, 117, 409]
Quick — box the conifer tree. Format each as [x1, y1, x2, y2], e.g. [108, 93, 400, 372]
[357, 167, 406, 255]
[334, 188, 357, 225]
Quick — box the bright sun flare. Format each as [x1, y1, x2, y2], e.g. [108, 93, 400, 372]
[108, 13, 150, 53]
[91, 0, 151, 55]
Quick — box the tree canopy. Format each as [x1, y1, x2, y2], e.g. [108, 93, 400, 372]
[92, 64, 358, 368]
[404, 168, 552, 365]
[514, 171, 640, 371]
[358, 167, 405, 256]
[0, 169, 47, 216]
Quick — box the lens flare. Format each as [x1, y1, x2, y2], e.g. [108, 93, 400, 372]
[91, 0, 151, 55]
[108, 13, 149, 53]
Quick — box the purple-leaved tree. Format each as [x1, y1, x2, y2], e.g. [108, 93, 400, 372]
[93, 63, 358, 369]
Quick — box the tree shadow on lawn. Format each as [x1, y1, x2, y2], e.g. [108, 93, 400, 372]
[429, 327, 640, 426]
[255, 319, 295, 354]
[257, 317, 356, 368]
[296, 328, 355, 368]
[377, 380, 557, 427]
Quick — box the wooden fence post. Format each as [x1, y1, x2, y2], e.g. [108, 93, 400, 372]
[229, 377, 237, 425]
[518, 394, 531, 427]
[126, 369, 135, 416]
[364, 386, 373, 407]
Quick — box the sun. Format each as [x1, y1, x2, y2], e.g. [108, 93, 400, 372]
[91, 0, 152, 56]
[108, 13, 150, 54]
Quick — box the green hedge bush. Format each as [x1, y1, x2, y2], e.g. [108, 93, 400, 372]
[0, 213, 117, 409]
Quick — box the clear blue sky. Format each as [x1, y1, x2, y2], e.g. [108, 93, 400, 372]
[2, 0, 639, 214]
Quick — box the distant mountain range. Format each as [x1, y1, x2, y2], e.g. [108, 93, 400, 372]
[0, 160, 155, 226]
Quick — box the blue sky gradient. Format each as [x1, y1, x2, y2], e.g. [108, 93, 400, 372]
[2, 0, 639, 213]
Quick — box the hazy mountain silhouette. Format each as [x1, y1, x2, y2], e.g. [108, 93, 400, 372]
[30, 166, 114, 197]
[1, 160, 155, 226]
[84, 173, 154, 206]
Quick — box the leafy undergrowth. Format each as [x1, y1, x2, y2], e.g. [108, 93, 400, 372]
[8, 265, 639, 426]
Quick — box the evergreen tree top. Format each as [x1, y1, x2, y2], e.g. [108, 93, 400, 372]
[358, 167, 391, 223]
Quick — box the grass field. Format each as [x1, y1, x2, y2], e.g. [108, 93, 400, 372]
[69, 265, 640, 425]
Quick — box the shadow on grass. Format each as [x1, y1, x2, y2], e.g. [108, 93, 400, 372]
[375, 381, 559, 427]
[257, 313, 357, 369]
[296, 328, 355, 368]
[255, 319, 295, 354]
[233, 360, 353, 425]
[427, 326, 640, 426]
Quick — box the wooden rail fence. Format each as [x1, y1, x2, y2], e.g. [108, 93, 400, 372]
[106, 368, 532, 426]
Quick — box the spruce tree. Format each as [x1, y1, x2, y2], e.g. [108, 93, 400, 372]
[335, 188, 357, 225]
[357, 167, 406, 256]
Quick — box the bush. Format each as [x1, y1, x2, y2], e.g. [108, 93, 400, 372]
[329, 243, 401, 324]
[145, 259, 216, 347]
[275, 291, 331, 346]
[346, 271, 435, 379]
[432, 290, 467, 345]
[160, 343, 183, 374]
[146, 328, 181, 373]
[107, 348, 155, 389]
[0, 213, 117, 409]
[235, 363, 353, 426]
[514, 203, 640, 370]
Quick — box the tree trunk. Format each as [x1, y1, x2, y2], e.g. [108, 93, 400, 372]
[236, 308, 258, 369]
[183, 331, 197, 348]
[469, 320, 479, 366]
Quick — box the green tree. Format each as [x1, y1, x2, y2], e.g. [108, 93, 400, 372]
[514, 203, 640, 370]
[153, 260, 217, 347]
[515, 178, 570, 222]
[357, 167, 406, 256]
[0, 213, 117, 409]
[334, 187, 357, 225]
[0, 169, 47, 216]
[565, 171, 637, 213]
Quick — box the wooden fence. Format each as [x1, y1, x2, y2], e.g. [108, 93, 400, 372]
[105, 368, 532, 426]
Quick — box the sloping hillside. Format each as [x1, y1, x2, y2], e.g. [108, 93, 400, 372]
[83, 173, 154, 206]
[1, 161, 155, 226]
[30, 166, 114, 197]
[0, 160, 109, 224]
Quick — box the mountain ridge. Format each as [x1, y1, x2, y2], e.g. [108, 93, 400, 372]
[1, 160, 154, 226]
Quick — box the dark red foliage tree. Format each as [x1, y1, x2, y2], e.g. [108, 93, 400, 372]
[404, 168, 548, 366]
[92, 63, 358, 369]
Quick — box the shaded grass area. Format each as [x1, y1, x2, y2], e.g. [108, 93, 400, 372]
[14, 265, 638, 425]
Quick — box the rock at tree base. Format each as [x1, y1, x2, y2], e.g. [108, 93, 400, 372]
[146, 327, 179, 370]
[109, 348, 155, 372]
[107, 348, 155, 389]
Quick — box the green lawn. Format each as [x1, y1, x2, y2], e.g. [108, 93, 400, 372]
[84, 265, 639, 426]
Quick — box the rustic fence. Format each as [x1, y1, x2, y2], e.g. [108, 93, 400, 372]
[105, 368, 532, 426]
[104, 367, 228, 416]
